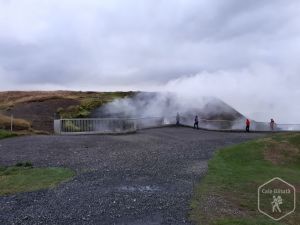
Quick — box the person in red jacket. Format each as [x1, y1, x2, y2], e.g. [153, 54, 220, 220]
[246, 119, 250, 132]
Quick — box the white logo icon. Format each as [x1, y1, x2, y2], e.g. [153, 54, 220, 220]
[258, 177, 296, 221]
[271, 195, 282, 213]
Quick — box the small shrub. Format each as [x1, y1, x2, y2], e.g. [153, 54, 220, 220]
[56, 107, 64, 113]
[24, 161, 33, 167]
[15, 162, 24, 167]
[15, 161, 33, 167]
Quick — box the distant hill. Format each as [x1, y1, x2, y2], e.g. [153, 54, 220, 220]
[0, 91, 245, 133]
[0, 91, 134, 133]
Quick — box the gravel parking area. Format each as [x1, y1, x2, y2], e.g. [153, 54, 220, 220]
[0, 127, 264, 225]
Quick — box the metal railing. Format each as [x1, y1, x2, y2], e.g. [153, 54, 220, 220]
[135, 117, 175, 129]
[54, 118, 137, 134]
[184, 118, 252, 131]
[179, 118, 300, 132]
[54, 117, 300, 134]
[54, 117, 176, 134]
[251, 122, 300, 132]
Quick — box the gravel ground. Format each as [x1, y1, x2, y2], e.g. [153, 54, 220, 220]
[0, 127, 264, 225]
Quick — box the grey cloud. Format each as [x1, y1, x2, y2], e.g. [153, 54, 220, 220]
[0, 0, 299, 122]
[0, 0, 298, 86]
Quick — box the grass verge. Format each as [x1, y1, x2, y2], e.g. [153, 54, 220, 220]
[190, 133, 300, 225]
[0, 114, 31, 130]
[0, 165, 74, 196]
[0, 129, 17, 139]
[57, 91, 135, 118]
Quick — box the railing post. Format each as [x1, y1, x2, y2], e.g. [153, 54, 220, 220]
[10, 114, 13, 132]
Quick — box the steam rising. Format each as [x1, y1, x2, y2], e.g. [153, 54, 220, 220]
[92, 92, 244, 123]
[163, 64, 300, 123]
[94, 63, 300, 124]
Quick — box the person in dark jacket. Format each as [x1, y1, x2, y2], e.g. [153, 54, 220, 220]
[270, 118, 275, 131]
[194, 115, 199, 129]
[176, 113, 180, 126]
[246, 119, 250, 132]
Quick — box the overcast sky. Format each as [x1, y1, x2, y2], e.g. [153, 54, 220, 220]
[0, 0, 300, 122]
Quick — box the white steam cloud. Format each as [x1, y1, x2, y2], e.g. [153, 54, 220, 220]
[163, 64, 300, 123]
[93, 92, 244, 129]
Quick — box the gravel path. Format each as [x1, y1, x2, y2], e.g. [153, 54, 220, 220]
[0, 127, 264, 225]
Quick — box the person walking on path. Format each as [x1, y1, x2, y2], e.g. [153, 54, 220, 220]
[246, 119, 250, 132]
[194, 115, 199, 129]
[270, 118, 275, 131]
[176, 113, 180, 126]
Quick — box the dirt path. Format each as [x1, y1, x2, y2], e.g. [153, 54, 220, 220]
[0, 127, 264, 225]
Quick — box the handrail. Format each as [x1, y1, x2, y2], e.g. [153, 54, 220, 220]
[54, 117, 300, 134]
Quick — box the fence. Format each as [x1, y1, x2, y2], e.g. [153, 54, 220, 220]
[54, 117, 176, 134]
[180, 118, 300, 132]
[251, 122, 300, 132]
[54, 118, 137, 134]
[54, 117, 300, 134]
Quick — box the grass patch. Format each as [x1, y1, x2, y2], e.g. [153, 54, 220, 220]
[191, 133, 300, 225]
[58, 91, 135, 118]
[0, 114, 31, 130]
[0, 91, 135, 118]
[213, 218, 282, 225]
[0, 165, 74, 196]
[0, 129, 18, 139]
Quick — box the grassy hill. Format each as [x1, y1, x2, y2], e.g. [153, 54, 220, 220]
[0, 91, 135, 133]
[0, 91, 246, 134]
